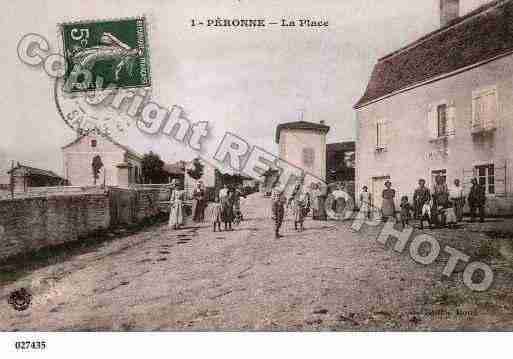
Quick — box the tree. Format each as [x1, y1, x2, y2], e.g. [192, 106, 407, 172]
[141, 151, 166, 184]
[92, 155, 103, 185]
[187, 158, 204, 181]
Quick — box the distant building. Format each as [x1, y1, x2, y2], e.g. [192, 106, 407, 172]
[326, 141, 355, 183]
[62, 134, 142, 187]
[355, 0, 513, 215]
[276, 120, 330, 186]
[163, 161, 185, 184]
[8, 163, 67, 192]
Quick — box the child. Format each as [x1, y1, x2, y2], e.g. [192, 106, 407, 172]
[400, 196, 412, 228]
[211, 196, 222, 232]
[420, 200, 432, 230]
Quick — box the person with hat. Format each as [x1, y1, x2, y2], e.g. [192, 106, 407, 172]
[168, 179, 185, 230]
[432, 175, 449, 227]
[468, 177, 486, 223]
[413, 179, 431, 220]
[272, 185, 287, 238]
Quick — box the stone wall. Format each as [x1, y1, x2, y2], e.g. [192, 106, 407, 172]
[109, 187, 161, 226]
[0, 193, 110, 260]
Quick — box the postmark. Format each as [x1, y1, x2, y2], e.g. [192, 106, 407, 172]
[8, 288, 32, 312]
[60, 17, 151, 92]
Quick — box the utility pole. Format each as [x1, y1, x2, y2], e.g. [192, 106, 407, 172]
[9, 160, 14, 199]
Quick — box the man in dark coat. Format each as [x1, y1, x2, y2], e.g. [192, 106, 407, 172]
[468, 178, 486, 223]
[413, 179, 431, 220]
[272, 187, 287, 238]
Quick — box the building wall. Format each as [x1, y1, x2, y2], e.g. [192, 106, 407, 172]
[62, 135, 141, 187]
[356, 53, 513, 215]
[279, 129, 327, 183]
[0, 193, 110, 260]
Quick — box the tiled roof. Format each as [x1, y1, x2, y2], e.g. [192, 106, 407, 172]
[61, 134, 142, 160]
[355, 0, 513, 108]
[275, 121, 330, 143]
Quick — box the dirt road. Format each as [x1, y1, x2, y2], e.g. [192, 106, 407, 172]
[1, 195, 512, 330]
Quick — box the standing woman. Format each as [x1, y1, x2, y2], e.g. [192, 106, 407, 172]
[359, 186, 371, 219]
[381, 180, 396, 221]
[220, 184, 234, 231]
[168, 179, 185, 230]
[191, 181, 206, 222]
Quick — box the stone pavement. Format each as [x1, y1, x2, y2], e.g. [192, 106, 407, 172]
[1, 194, 512, 330]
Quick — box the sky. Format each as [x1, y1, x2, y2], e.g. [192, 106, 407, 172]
[0, 0, 492, 175]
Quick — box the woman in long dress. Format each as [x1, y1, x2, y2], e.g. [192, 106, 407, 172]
[191, 181, 206, 222]
[219, 185, 234, 231]
[169, 180, 185, 229]
[359, 185, 371, 219]
[381, 180, 396, 221]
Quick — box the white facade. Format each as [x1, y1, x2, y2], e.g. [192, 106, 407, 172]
[356, 53, 513, 215]
[278, 129, 327, 184]
[62, 134, 142, 187]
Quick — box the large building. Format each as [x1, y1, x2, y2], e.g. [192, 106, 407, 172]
[62, 134, 143, 187]
[355, 0, 513, 215]
[276, 120, 330, 185]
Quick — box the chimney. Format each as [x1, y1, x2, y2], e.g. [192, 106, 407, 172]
[440, 0, 460, 27]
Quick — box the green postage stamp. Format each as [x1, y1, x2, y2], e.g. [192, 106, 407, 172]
[61, 17, 150, 92]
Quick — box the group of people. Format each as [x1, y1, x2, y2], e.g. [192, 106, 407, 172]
[168, 180, 208, 230]
[168, 180, 247, 232]
[211, 184, 246, 232]
[271, 181, 312, 238]
[359, 176, 487, 230]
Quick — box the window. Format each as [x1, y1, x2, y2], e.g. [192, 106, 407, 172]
[472, 87, 497, 132]
[428, 102, 455, 139]
[376, 118, 388, 151]
[302, 148, 315, 168]
[91, 139, 97, 148]
[437, 104, 447, 137]
[475, 164, 494, 194]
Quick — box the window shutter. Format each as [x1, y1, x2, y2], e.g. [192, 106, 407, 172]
[482, 91, 497, 130]
[495, 164, 506, 196]
[447, 102, 456, 136]
[472, 96, 481, 130]
[427, 105, 438, 139]
[382, 119, 389, 149]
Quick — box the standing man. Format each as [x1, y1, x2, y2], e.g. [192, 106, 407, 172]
[432, 175, 449, 227]
[468, 178, 486, 223]
[413, 179, 431, 220]
[449, 179, 465, 223]
[272, 186, 287, 238]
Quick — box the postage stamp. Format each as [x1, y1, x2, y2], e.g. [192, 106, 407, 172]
[60, 17, 151, 92]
